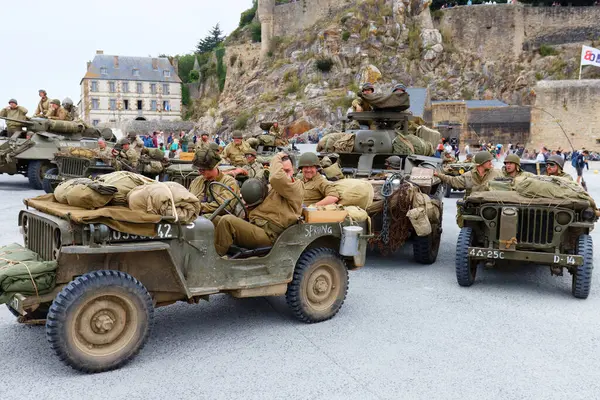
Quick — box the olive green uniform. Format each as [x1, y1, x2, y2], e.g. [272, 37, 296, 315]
[0, 106, 28, 134]
[269, 126, 287, 146]
[118, 148, 139, 168]
[242, 161, 265, 180]
[551, 171, 573, 181]
[214, 154, 304, 256]
[34, 98, 50, 117]
[223, 141, 252, 166]
[302, 174, 339, 206]
[189, 171, 240, 214]
[46, 106, 69, 121]
[196, 140, 211, 152]
[351, 98, 372, 112]
[95, 146, 113, 158]
[129, 136, 145, 154]
[65, 105, 78, 121]
[502, 169, 533, 179]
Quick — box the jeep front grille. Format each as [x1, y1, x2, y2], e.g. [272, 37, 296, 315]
[517, 209, 554, 245]
[22, 214, 60, 261]
[60, 157, 90, 177]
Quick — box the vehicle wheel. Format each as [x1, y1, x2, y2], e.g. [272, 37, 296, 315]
[455, 227, 477, 287]
[46, 270, 154, 373]
[42, 167, 58, 194]
[27, 160, 52, 190]
[444, 184, 452, 198]
[286, 248, 348, 323]
[413, 224, 442, 265]
[572, 234, 593, 299]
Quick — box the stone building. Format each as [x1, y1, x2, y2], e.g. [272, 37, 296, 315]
[80, 51, 182, 126]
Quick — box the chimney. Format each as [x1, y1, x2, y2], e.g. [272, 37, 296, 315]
[114, 56, 119, 69]
[152, 58, 158, 70]
[87, 61, 91, 71]
[96, 50, 104, 55]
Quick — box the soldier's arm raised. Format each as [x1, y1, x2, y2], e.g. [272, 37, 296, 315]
[269, 154, 302, 200]
[436, 171, 469, 189]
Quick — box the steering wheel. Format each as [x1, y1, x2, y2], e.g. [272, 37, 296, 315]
[208, 181, 248, 220]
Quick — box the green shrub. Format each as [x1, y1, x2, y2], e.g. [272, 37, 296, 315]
[460, 88, 474, 100]
[239, 0, 257, 28]
[342, 31, 351, 41]
[188, 70, 200, 82]
[215, 46, 227, 92]
[250, 22, 262, 43]
[407, 22, 422, 61]
[182, 84, 190, 106]
[314, 57, 334, 73]
[539, 44, 558, 57]
[234, 111, 251, 130]
[285, 76, 301, 95]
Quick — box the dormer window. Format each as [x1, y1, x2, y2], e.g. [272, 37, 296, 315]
[132, 69, 140, 77]
[163, 70, 171, 78]
[100, 67, 108, 75]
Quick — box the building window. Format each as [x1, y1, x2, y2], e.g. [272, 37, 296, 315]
[123, 99, 129, 110]
[108, 81, 115, 93]
[91, 81, 98, 92]
[163, 70, 171, 77]
[150, 83, 157, 94]
[137, 100, 143, 110]
[151, 100, 157, 111]
[136, 83, 143, 93]
[122, 82, 129, 93]
[162, 84, 170, 95]
[109, 99, 116, 110]
[163, 101, 170, 111]
[91, 98, 99, 110]
[100, 67, 108, 75]
[92, 119, 100, 126]
[132, 68, 140, 77]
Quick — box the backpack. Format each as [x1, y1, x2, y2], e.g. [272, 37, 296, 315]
[571, 151, 579, 168]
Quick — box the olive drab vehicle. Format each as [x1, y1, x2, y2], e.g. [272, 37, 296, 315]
[0, 116, 113, 189]
[332, 110, 445, 264]
[442, 162, 475, 198]
[456, 190, 597, 298]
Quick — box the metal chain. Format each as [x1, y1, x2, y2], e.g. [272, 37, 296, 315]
[379, 173, 403, 245]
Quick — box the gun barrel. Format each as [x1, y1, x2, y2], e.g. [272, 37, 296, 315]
[0, 116, 34, 126]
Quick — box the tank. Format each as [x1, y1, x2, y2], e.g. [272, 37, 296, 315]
[0, 116, 114, 190]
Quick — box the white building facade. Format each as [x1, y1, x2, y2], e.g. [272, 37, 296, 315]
[80, 51, 182, 126]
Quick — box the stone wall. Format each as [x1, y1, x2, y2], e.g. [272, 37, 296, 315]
[530, 80, 600, 151]
[438, 5, 600, 59]
[272, 0, 344, 37]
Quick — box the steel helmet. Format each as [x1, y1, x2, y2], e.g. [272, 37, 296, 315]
[50, 98, 61, 106]
[193, 149, 221, 170]
[241, 178, 268, 207]
[392, 83, 406, 92]
[547, 155, 565, 170]
[385, 155, 402, 169]
[474, 151, 494, 166]
[62, 97, 73, 107]
[298, 152, 320, 168]
[232, 131, 243, 139]
[8, 99, 17, 105]
[361, 82, 375, 92]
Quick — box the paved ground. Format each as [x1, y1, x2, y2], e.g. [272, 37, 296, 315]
[1, 164, 600, 400]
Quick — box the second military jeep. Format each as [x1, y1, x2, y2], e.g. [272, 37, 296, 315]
[442, 162, 474, 198]
[4, 184, 369, 373]
[457, 190, 597, 298]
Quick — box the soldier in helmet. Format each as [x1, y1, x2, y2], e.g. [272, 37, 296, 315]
[225, 148, 265, 180]
[502, 153, 532, 179]
[196, 131, 211, 152]
[94, 138, 113, 159]
[299, 152, 340, 206]
[546, 155, 572, 180]
[351, 83, 375, 112]
[214, 152, 304, 256]
[442, 150, 457, 164]
[0, 99, 28, 135]
[189, 149, 241, 216]
[34, 89, 50, 117]
[240, 178, 268, 210]
[61, 97, 78, 121]
[222, 131, 252, 167]
[127, 131, 146, 154]
[116, 138, 139, 169]
[391, 83, 407, 94]
[385, 155, 402, 170]
[464, 153, 474, 163]
[269, 121, 287, 146]
[46, 99, 69, 120]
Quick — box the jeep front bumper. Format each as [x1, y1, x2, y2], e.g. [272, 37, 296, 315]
[467, 247, 583, 267]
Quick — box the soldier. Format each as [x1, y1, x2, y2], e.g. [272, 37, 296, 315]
[0, 99, 28, 134]
[269, 121, 287, 146]
[502, 154, 532, 179]
[385, 155, 402, 170]
[196, 131, 211, 152]
[127, 131, 145, 154]
[34, 89, 50, 117]
[214, 153, 304, 256]
[299, 152, 340, 206]
[546, 155, 572, 180]
[116, 138, 139, 169]
[61, 97, 77, 121]
[391, 83, 407, 94]
[225, 148, 265, 180]
[351, 83, 375, 112]
[188, 149, 241, 215]
[94, 138, 113, 158]
[442, 151, 457, 164]
[464, 153, 474, 163]
[46, 99, 69, 120]
[223, 131, 251, 167]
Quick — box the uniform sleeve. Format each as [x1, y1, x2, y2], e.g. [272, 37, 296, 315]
[34, 103, 42, 115]
[269, 155, 303, 200]
[0, 109, 6, 118]
[19, 106, 28, 116]
[319, 176, 339, 198]
[437, 171, 469, 189]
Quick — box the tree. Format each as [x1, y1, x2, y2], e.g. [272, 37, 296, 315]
[196, 24, 226, 54]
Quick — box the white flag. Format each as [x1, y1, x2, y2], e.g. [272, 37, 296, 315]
[581, 45, 600, 68]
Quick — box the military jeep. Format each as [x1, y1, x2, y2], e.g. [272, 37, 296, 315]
[6, 187, 369, 373]
[457, 190, 597, 298]
[441, 162, 474, 198]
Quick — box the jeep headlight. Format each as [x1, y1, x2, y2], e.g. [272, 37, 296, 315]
[581, 208, 595, 222]
[481, 207, 498, 221]
[555, 211, 572, 225]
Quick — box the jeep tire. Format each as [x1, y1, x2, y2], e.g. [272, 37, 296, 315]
[42, 167, 58, 194]
[456, 227, 478, 287]
[572, 234, 593, 299]
[413, 223, 442, 265]
[27, 160, 52, 190]
[286, 248, 348, 323]
[46, 270, 153, 373]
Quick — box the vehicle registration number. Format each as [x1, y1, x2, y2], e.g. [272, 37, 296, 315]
[469, 248, 505, 259]
[109, 223, 175, 242]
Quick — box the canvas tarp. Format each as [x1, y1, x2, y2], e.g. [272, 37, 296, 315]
[98, 171, 157, 205]
[360, 92, 410, 111]
[127, 182, 201, 224]
[466, 190, 592, 209]
[24, 194, 162, 237]
[333, 179, 374, 209]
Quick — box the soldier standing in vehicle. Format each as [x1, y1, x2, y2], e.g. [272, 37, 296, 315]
[269, 121, 287, 146]
[214, 153, 304, 256]
[223, 131, 251, 166]
[116, 138, 139, 168]
[46, 99, 69, 120]
[0, 99, 28, 135]
[502, 154, 532, 179]
[546, 155, 572, 180]
[196, 131, 211, 152]
[224, 148, 265, 180]
[34, 89, 50, 117]
[94, 138, 113, 158]
[351, 83, 375, 112]
[189, 149, 241, 216]
[298, 152, 340, 206]
[61, 98, 77, 121]
[127, 131, 145, 154]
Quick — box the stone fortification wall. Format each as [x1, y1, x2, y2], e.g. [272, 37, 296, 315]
[438, 5, 600, 59]
[272, 0, 343, 37]
[531, 80, 600, 151]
